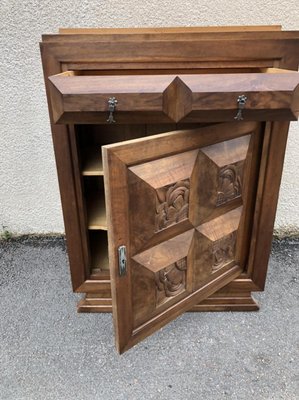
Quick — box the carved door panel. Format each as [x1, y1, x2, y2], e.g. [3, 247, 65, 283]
[102, 121, 262, 353]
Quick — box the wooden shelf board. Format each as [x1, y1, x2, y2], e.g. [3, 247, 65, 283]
[82, 148, 103, 176]
[87, 195, 107, 230]
[89, 231, 110, 276]
[90, 269, 109, 277]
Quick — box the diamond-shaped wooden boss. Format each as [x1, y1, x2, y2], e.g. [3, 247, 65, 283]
[162, 77, 193, 122]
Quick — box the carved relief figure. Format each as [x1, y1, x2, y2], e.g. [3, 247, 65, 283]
[212, 232, 236, 272]
[155, 258, 187, 305]
[155, 179, 190, 231]
[216, 164, 242, 206]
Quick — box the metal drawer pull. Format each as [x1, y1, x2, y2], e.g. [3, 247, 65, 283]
[107, 97, 118, 123]
[234, 95, 247, 121]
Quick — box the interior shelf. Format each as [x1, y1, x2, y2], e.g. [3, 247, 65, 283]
[89, 231, 109, 276]
[84, 177, 107, 230]
[81, 147, 103, 176]
[87, 195, 107, 230]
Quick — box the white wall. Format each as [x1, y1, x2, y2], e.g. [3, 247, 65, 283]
[0, 0, 298, 234]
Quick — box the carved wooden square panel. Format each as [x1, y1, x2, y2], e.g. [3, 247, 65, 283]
[128, 150, 198, 253]
[192, 207, 241, 290]
[103, 121, 260, 352]
[189, 135, 250, 226]
[132, 229, 194, 325]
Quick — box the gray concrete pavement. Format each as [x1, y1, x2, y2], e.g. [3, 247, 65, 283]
[0, 236, 298, 400]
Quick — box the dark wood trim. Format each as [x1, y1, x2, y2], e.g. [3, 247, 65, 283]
[48, 70, 299, 124]
[74, 275, 262, 295]
[76, 279, 111, 293]
[77, 291, 259, 313]
[68, 125, 91, 278]
[102, 150, 133, 353]
[40, 48, 87, 291]
[40, 39, 299, 66]
[250, 121, 290, 290]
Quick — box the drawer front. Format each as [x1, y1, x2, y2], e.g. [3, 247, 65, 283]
[48, 69, 299, 124]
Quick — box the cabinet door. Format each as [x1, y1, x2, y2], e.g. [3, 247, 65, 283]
[102, 121, 261, 353]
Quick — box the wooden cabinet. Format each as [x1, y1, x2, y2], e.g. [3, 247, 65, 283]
[40, 26, 299, 353]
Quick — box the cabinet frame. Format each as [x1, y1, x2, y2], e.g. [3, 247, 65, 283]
[40, 27, 299, 315]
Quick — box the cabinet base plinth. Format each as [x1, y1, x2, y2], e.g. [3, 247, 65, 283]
[77, 292, 259, 313]
[189, 295, 259, 312]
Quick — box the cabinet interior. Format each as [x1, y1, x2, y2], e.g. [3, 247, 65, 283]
[76, 123, 208, 280]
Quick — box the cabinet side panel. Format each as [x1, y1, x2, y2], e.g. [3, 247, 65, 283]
[40, 47, 88, 290]
[249, 121, 290, 289]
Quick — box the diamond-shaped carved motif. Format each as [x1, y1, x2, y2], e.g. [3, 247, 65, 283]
[155, 179, 190, 232]
[155, 258, 187, 306]
[212, 231, 237, 272]
[216, 164, 243, 206]
[163, 77, 193, 122]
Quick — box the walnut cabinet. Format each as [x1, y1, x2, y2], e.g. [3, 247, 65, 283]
[40, 26, 299, 353]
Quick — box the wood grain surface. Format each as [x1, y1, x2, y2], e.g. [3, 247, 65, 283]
[40, 26, 299, 353]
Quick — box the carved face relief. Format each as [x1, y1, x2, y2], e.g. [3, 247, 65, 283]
[155, 258, 187, 306]
[216, 164, 242, 206]
[155, 179, 190, 232]
[212, 232, 236, 272]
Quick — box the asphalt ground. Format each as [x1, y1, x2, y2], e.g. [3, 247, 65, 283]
[0, 236, 298, 400]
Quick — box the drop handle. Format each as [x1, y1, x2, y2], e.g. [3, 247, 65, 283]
[107, 97, 118, 123]
[234, 95, 247, 121]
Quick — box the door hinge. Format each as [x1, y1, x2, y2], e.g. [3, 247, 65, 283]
[118, 245, 127, 276]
